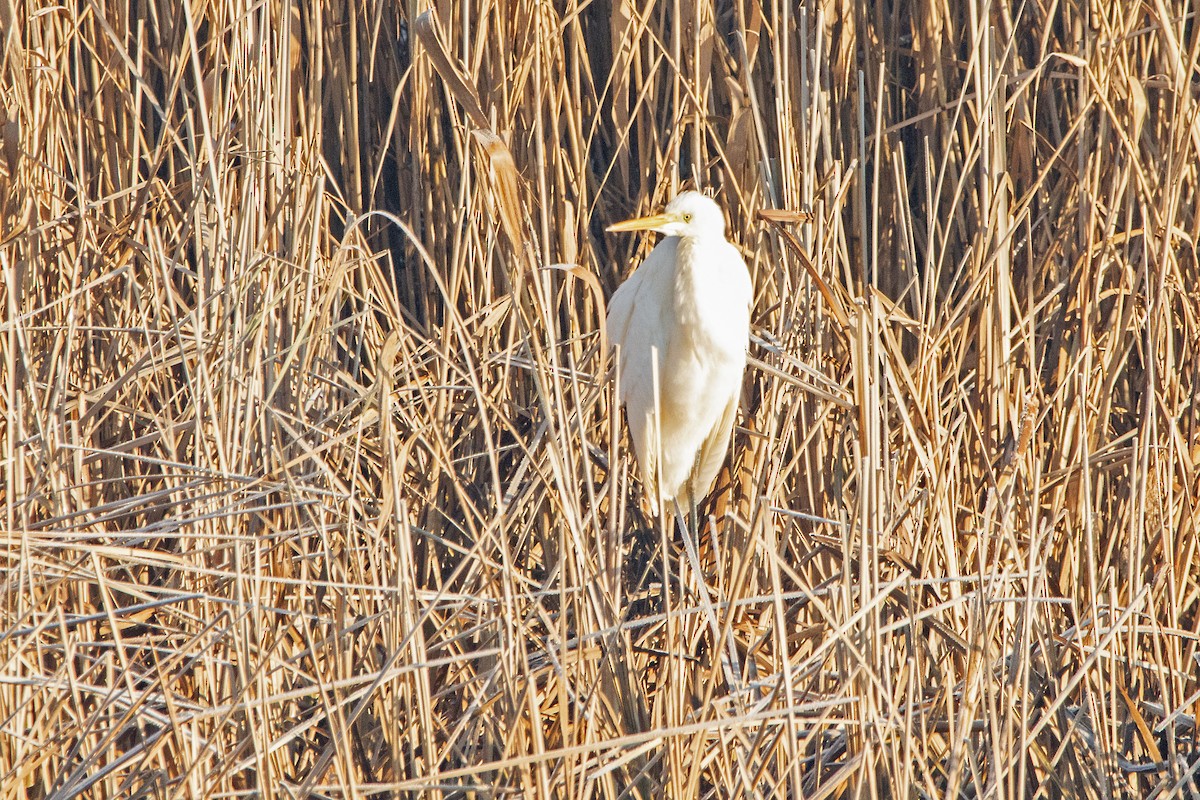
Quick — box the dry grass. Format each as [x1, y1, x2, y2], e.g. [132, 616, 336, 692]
[2, 0, 1198, 797]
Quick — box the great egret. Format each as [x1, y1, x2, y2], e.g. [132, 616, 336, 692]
[605, 192, 752, 514]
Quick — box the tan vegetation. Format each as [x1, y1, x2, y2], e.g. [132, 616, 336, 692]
[1, 0, 1198, 796]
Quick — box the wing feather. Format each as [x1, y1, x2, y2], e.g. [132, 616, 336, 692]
[682, 391, 739, 508]
[606, 241, 678, 505]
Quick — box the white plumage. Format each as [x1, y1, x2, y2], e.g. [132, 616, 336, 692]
[605, 192, 753, 512]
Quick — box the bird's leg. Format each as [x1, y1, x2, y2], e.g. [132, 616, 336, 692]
[673, 501, 746, 707]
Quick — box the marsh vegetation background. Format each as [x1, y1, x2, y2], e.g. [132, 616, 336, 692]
[1, 0, 1198, 796]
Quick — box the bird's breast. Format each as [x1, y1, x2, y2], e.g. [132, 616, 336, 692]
[671, 238, 752, 360]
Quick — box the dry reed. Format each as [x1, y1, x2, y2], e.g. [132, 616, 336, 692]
[1, 0, 1197, 797]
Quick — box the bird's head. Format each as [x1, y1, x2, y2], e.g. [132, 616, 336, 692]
[606, 191, 725, 239]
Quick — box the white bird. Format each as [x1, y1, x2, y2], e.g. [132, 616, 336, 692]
[605, 191, 753, 514]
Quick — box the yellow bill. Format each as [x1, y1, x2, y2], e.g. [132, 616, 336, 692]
[606, 212, 674, 233]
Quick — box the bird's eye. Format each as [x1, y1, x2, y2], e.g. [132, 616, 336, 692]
[683, 213, 693, 222]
